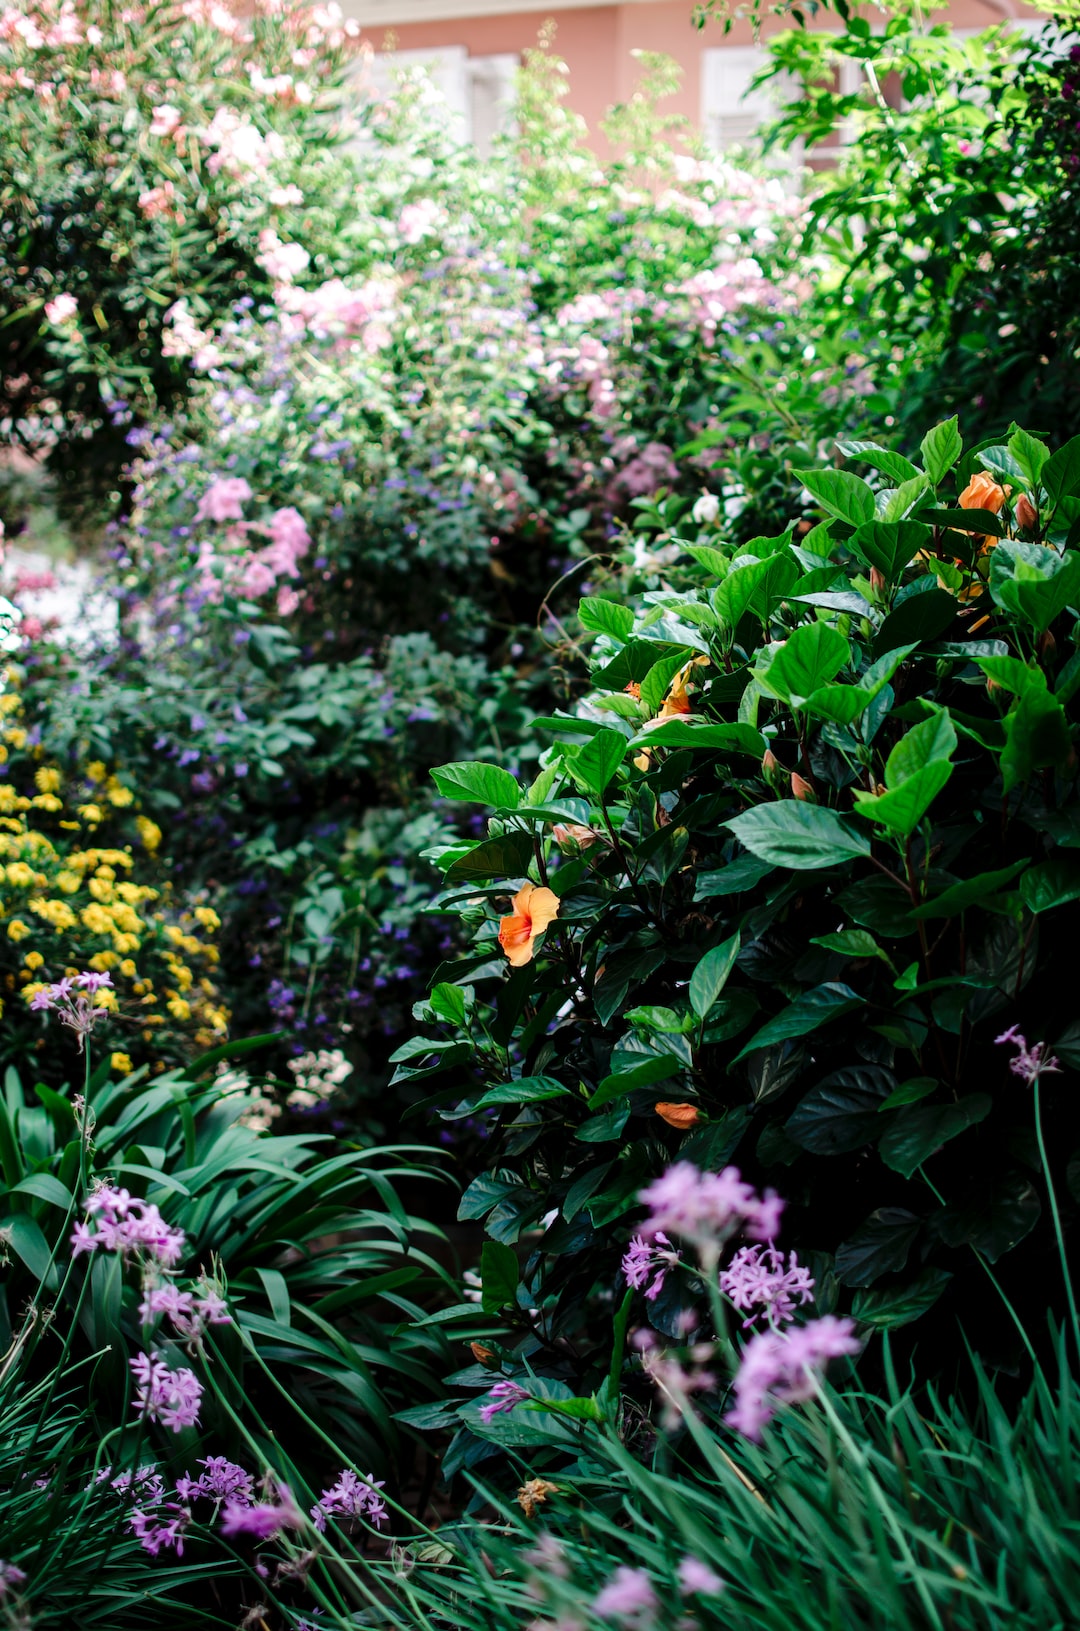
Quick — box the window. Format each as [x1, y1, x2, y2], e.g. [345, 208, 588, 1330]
[701, 46, 784, 152]
[367, 46, 517, 151]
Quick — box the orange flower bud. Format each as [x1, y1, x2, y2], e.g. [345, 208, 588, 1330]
[552, 822, 599, 854]
[517, 1478, 559, 1518]
[470, 1342, 498, 1366]
[624, 682, 642, 700]
[958, 471, 1006, 515]
[1015, 493, 1038, 532]
[791, 772, 816, 802]
[762, 748, 780, 774]
[869, 566, 887, 596]
[655, 1101, 702, 1129]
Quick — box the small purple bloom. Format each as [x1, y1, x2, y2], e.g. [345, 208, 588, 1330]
[478, 1379, 530, 1424]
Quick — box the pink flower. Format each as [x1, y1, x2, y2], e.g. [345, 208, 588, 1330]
[995, 1025, 1062, 1086]
[239, 558, 276, 598]
[719, 1243, 815, 1329]
[276, 585, 300, 616]
[149, 103, 183, 139]
[397, 198, 441, 244]
[676, 1555, 724, 1596]
[129, 1504, 190, 1556]
[638, 1162, 783, 1248]
[129, 1352, 203, 1433]
[220, 1484, 302, 1539]
[138, 182, 178, 219]
[176, 1457, 253, 1504]
[621, 1232, 680, 1301]
[724, 1316, 860, 1440]
[195, 477, 252, 524]
[43, 294, 77, 325]
[262, 505, 310, 573]
[311, 1468, 388, 1531]
[256, 229, 310, 284]
[478, 1379, 530, 1424]
[592, 1566, 658, 1622]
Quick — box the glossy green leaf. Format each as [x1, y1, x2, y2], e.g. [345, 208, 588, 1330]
[835, 1208, 922, 1287]
[921, 417, 962, 486]
[431, 761, 521, 809]
[726, 802, 871, 870]
[758, 620, 850, 704]
[1042, 434, 1080, 507]
[852, 1267, 952, 1330]
[989, 541, 1080, 633]
[848, 519, 932, 578]
[472, 1075, 570, 1111]
[568, 728, 627, 797]
[689, 932, 740, 1019]
[796, 467, 876, 526]
[735, 983, 865, 1062]
[878, 1094, 991, 1179]
[444, 833, 534, 883]
[578, 596, 634, 640]
[480, 1240, 519, 1312]
[1019, 856, 1080, 914]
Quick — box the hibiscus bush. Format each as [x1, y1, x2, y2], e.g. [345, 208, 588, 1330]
[404, 416, 1080, 1384]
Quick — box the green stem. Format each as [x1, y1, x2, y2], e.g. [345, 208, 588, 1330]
[606, 1287, 634, 1406]
[1033, 1078, 1080, 1364]
[917, 1164, 1037, 1365]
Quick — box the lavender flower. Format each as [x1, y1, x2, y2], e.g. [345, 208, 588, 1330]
[75, 1185, 186, 1269]
[724, 1316, 860, 1441]
[995, 1025, 1062, 1086]
[220, 1484, 302, 1540]
[139, 1281, 231, 1339]
[0, 1561, 27, 1600]
[176, 1457, 254, 1505]
[129, 1503, 190, 1556]
[719, 1244, 815, 1329]
[592, 1565, 658, 1622]
[29, 972, 113, 1049]
[130, 1352, 203, 1433]
[478, 1379, 530, 1424]
[676, 1555, 724, 1596]
[621, 1232, 680, 1301]
[311, 1468, 388, 1531]
[638, 1162, 783, 1248]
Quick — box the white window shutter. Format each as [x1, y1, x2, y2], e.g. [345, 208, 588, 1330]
[369, 46, 471, 137]
[467, 53, 518, 157]
[701, 46, 776, 151]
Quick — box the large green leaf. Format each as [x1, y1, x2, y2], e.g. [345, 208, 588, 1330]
[578, 596, 634, 640]
[689, 933, 740, 1020]
[758, 620, 850, 704]
[920, 417, 962, 486]
[444, 833, 534, 883]
[848, 519, 932, 579]
[835, 1208, 922, 1287]
[480, 1240, 520, 1313]
[909, 861, 1029, 919]
[715, 553, 797, 628]
[878, 1095, 991, 1179]
[785, 1066, 894, 1154]
[734, 983, 864, 1063]
[431, 761, 521, 809]
[852, 711, 957, 837]
[568, 728, 627, 798]
[726, 802, 871, 870]
[852, 1267, 952, 1330]
[872, 584, 957, 657]
[1042, 433, 1080, 508]
[796, 467, 875, 526]
[472, 1076, 570, 1111]
[1019, 856, 1080, 915]
[936, 1174, 1041, 1264]
[631, 719, 765, 756]
[989, 541, 1080, 633]
[837, 440, 921, 485]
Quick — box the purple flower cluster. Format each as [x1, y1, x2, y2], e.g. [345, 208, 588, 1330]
[0, 1560, 27, 1601]
[139, 1280, 231, 1340]
[176, 1456, 254, 1505]
[719, 1243, 815, 1329]
[620, 1231, 680, 1301]
[995, 1024, 1062, 1087]
[221, 1483, 303, 1540]
[311, 1468, 388, 1532]
[637, 1162, 783, 1246]
[129, 1351, 204, 1433]
[724, 1316, 861, 1440]
[129, 1502, 192, 1558]
[71, 1185, 186, 1269]
[593, 1565, 657, 1622]
[29, 971, 114, 1049]
[478, 1378, 531, 1425]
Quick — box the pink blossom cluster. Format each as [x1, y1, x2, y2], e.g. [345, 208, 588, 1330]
[221, 1481, 303, 1539]
[677, 260, 792, 341]
[190, 480, 311, 611]
[397, 197, 443, 244]
[162, 298, 220, 370]
[71, 1182, 186, 1269]
[719, 1242, 815, 1329]
[478, 1378, 530, 1424]
[201, 106, 286, 180]
[275, 274, 395, 348]
[176, 1456, 255, 1505]
[0, 0, 80, 49]
[29, 970, 112, 1048]
[724, 1315, 860, 1440]
[637, 1161, 784, 1247]
[43, 291, 77, 325]
[139, 1279, 230, 1340]
[256, 227, 310, 283]
[620, 1231, 680, 1302]
[996, 1024, 1062, 1086]
[311, 1467, 388, 1531]
[0, 1559, 27, 1601]
[130, 1350, 204, 1433]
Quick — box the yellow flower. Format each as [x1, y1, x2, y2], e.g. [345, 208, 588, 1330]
[105, 778, 134, 808]
[95, 988, 117, 1011]
[80, 904, 113, 935]
[110, 1052, 133, 1075]
[194, 906, 220, 931]
[34, 767, 61, 794]
[5, 861, 33, 888]
[88, 877, 115, 902]
[77, 804, 104, 825]
[136, 816, 162, 853]
[22, 982, 46, 1004]
[86, 761, 107, 783]
[112, 933, 140, 954]
[56, 871, 80, 894]
[30, 794, 62, 812]
[23, 951, 44, 971]
[4, 728, 26, 749]
[166, 996, 191, 1021]
[120, 958, 137, 977]
[88, 950, 119, 972]
[0, 694, 20, 717]
[0, 788, 18, 813]
[30, 898, 77, 931]
[497, 883, 560, 967]
[0, 745, 7, 765]
[7, 919, 31, 942]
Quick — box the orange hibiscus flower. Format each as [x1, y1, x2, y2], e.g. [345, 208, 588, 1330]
[498, 883, 560, 967]
[958, 472, 1006, 514]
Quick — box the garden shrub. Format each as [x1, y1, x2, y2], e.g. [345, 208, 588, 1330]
[759, 14, 1080, 447]
[0, 0, 367, 507]
[406, 416, 1080, 1383]
[0, 666, 228, 1075]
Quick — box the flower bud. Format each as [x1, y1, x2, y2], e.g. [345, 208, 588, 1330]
[655, 1102, 702, 1129]
[552, 822, 599, 854]
[470, 1342, 498, 1367]
[1015, 493, 1038, 532]
[791, 772, 816, 802]
[869, 566, 887, 597]
[692, 493, 720, 526]
[761, 747, 786, 792]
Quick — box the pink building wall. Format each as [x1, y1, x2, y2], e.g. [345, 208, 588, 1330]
[354, 0, 1036, 147]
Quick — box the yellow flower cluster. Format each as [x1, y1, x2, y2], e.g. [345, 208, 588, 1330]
[0, 672, 229, 1066]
